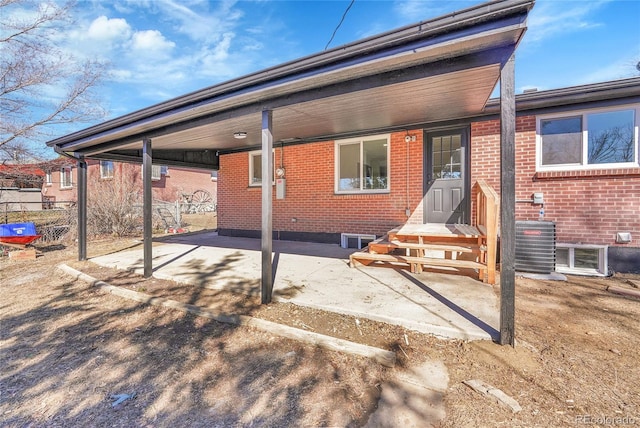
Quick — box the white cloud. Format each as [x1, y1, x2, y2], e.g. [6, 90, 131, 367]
[110, 69, 133, 81]
[524, 0, 609, 44]
[577, 53, 640, 84]
[57, 1, 294, 107]
[393, 0, 441, 22]
[152, 0, 243, 44]
[87, 15, 131, 42]
[131, 30, 176, 54]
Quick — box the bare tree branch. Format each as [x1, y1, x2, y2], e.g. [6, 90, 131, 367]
[0, 0, 108, 161]
[588, 125, 634, 164]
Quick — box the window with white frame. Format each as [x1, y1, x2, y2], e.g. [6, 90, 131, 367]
[555, 244, 608, 276]
[248, 150, 274, 186]
[341, 233, 376, 249]
[335, 135, 390, 193]
[45, 171, 52, 186]
[537, 106, 638, 170]
[142, 164, 166, 181]
[61, 167, 72, 188]
[100, 160, 114, 178]
[151, 165, 162, 180]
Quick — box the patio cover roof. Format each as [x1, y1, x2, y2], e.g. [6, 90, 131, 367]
[47, 0, 534, 170]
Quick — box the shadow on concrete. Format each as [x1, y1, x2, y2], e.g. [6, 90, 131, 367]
[154, 231, 355, 260]
[398, 270, 500, 341]
[153, 245, 201, 272]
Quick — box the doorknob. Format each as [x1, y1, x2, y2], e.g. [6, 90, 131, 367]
[426, 174, 435, 185]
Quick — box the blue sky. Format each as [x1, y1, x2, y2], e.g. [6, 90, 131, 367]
[15, 0, 640, 131]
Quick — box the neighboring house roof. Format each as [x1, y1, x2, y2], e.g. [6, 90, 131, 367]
[0, 164, 45, 177]
[484, 76, 640, 115]
[47, 0, 534, 169]
[0, 163, 45, 189]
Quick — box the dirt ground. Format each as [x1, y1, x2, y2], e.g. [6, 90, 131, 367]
[1, 237, 639, 427]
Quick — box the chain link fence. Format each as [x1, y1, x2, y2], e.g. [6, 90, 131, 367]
[1, 198, 217, 251]
[1, 201, 75, 244]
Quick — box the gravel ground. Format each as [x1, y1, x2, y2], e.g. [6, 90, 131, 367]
[2, 238, 639, 427]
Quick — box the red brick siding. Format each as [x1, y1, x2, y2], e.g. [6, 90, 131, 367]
[152, 166, 216, 202]
[471, 116, 640, 247]
[220, 118, 640, 249]
[218, 131, 425, 237]
[43, 160, 215, 204]
[43, 161, 79, 204]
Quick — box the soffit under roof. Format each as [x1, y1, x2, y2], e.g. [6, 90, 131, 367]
[47, 0, 534, 166]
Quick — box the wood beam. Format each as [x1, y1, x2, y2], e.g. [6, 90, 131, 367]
[261, 110, 274, 304]
[142, 138, 153, 278]
[499, 52, 516, 346]
[77, 158, 87, 261]
[93, 149, 219, 170]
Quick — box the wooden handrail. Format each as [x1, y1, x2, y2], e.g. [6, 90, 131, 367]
[473, 179, 499, 284]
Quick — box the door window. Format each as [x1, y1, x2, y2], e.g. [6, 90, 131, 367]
[432, 134, 461, 179]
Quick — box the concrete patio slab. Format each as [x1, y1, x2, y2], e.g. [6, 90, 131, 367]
[90, 232, 499, 341]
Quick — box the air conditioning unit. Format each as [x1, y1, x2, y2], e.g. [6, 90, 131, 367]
[515, 221, 556, 274]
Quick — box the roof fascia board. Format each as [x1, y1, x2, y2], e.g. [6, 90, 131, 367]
[48, 0, 532, 150]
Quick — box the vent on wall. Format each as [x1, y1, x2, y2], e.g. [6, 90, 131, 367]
[515, 221, 556, 274]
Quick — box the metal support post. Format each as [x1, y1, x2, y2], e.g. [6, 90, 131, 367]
[261, 110, 274, 304]
[142, 138, 153, 278]
[77, 158, 87, 261]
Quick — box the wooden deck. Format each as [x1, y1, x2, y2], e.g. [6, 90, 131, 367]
[350, 180, 499, 284]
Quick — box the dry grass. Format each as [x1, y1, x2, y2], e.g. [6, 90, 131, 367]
[2, 237, 639, 427]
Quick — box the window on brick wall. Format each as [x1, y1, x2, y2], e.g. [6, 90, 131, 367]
[248, 150, 274, 186]
[100, 160, 114, 178]
[61, 167, 72, 188]
[151, 165, 162, 181]
[537, 105, 639, 171]
[335, 134, 390, 193]
[556, 244, 607, 276]
[141, 164, 166, 181]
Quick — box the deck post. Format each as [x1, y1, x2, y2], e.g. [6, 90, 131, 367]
[77, 157, 87, 261]
[261, 109, 274, 304]
[142, 138, 153, 278]
[499, 52, 516, 346]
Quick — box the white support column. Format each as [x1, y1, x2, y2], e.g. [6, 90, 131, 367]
[142, 138, 153, 278]
[261, 110, 274, 304]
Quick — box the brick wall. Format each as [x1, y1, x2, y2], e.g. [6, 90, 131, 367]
[43, 160, 216, 204]
[150, 165, 217, 202]
[471, 116, 640, 248]
[220, 119, 640, 250]
[42, 160, 77, 204]
[218, 131, 425, 238]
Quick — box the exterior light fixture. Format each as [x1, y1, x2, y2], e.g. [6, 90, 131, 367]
[233, 132, 247, 139]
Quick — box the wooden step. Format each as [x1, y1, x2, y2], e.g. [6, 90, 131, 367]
[388, 224, 484, 240]
[350, 251, 485, 271]
[369, 239, 483, 255]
